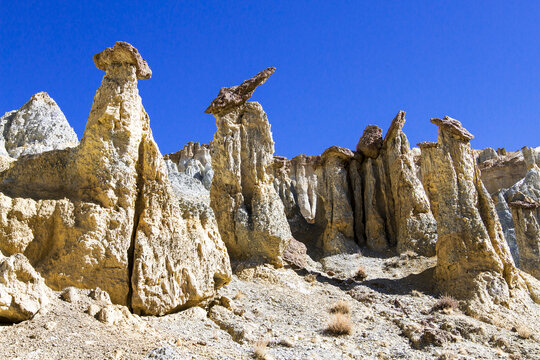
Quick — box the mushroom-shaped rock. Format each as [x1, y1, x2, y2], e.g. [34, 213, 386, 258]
[205, 67, 276, 115]
[430, 116, 474, 141]
[356, 125, 383, 158]
[93, 41, 152, 79]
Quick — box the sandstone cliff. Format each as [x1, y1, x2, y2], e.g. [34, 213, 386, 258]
[0, 92, 79, 158]
[208, 68, 292, 265]
[0, 42, 231, 315]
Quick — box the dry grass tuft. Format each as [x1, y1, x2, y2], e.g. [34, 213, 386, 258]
[233, 290, 245, 300]
[329, 300, 351, 315]
[431, 295, 459, 313]
[326, 313, 353, 336]
[305, 273, 317, 283]
[253, 339, 270, 359]
[354, 266, 368, 281]
[516, 325, 532, 339]
[411, 289, 424, 297]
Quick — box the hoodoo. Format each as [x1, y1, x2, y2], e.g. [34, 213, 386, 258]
[208, 67, 292, 265]
[0, 42, 231, 315]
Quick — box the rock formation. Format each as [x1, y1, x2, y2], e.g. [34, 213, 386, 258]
[0, 41, 231, 315]
[505, 153, 540, 279]
[350, 111, 437, 256]
[165, 142, 213, 190]
[420, 116, 540, 314]
[0, 251, 52, 322]
[0, 92, 79, 158]
[273, 148, 358, 257]
[208, 68, 291, 265]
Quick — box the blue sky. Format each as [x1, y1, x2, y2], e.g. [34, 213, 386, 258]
[1, 1, 539, 158]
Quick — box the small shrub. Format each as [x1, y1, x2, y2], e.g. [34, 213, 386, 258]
[326, 313, 353, 336]
[305, 273, 317, 283]
[253, 339, 269, 360]
[516, 325, 531, 339]
[411, 289, 423, 297]
[431, 295, 459, 313]
[354, 266, 367, 281]
[329, 300, 350, 315]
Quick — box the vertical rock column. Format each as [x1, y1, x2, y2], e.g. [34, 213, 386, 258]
[351, 112, 437, 255]
[420, 116, 540, 312]
[207, 68, 291, 265]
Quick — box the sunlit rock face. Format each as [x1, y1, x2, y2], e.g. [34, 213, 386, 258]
[0, 92, 79, 158]
[420, 116, 540, 315]
[207, 68, 291, 265]
[0, 41, 231, 315]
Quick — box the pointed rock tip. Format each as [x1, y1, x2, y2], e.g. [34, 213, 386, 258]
[93, 41, 152, 80]
[205, 67, 276, 115]
[431, 116, 474, 141]
[383, 110, 407, 143]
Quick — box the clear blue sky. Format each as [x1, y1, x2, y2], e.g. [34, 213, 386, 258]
[1, 1, 539, 158]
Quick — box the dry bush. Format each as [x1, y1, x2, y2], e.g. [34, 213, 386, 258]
[305, 273, 317, 283]
[354, 266, 368, 281]
[516, 325, 532, 339]
[329, 300, 350, 315]
[326, 313, 353, 336]
[411, 289, 424, 297]
[253, 339, 269, 360]
[431, 295, 459, 313]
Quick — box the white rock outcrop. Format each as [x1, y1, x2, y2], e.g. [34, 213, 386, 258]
[0, 92, 79, 158]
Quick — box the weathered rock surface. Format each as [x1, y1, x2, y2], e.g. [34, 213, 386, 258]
[477, 147, 539, 194]
[420, 116, 540, 314]
[356, 124, 383, 158]
[205, 67, 275, 115]
[0, 92, 79, 158]
[165, 142, 213, 189]
[210, 92, 291, 265]
[506, 162, 540, 279]
[0, 41, 231, 315]
[351, 112, 437, 256]
[0, 252, 52, 322]
[273, 148, 358, 257]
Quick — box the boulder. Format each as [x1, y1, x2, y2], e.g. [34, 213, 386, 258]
[356, 125, 383, 159]
[0, 92, 79, 158]
[0, 41, 231, 315]
[0, 252, 52, 322]
[209, 68, 291, 265]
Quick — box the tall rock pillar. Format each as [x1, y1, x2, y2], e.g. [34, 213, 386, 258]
[420, 116, 540, 315]
[207, 68, 291, 265]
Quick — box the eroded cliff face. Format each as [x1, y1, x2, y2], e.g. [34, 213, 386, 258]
[273, 112, 436, 257]
[353, 112, 437, 256]
[273, 148, 358, 257]
[0, 42, 231, 315]
[419, 116, 540, 315]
